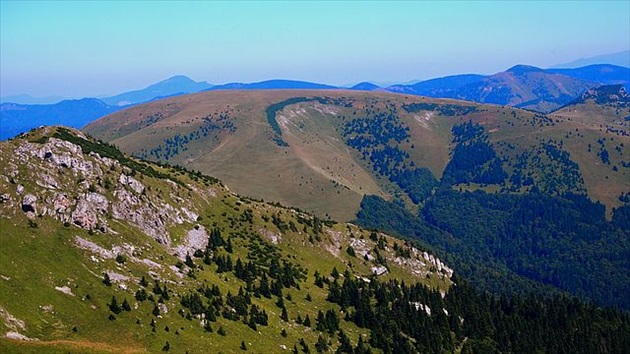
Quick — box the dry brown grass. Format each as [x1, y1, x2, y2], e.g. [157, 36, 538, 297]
[84, 90, 629, 219]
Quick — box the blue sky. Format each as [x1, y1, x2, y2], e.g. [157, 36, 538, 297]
[1, 1, 628, 97]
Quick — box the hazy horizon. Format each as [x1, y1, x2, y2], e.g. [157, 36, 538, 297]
[1, 1, 629, 98]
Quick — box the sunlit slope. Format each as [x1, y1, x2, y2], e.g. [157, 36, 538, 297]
[0, 127, 451, 353]
[85, 89, 629, 219]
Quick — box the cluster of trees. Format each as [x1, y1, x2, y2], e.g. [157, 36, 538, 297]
[323, 273, 630, 353]
[341, 107, 438, 203]
[509, 140, 586, 195]
[180, 284, 269, 331]
[141, 110, 235, 161]
[357, 188, 630, 310]
[439, 121, 586, 196]
[401, 102, 479, 116]
[441, 120, 507, 186]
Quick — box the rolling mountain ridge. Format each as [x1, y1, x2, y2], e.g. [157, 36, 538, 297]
[387, 64, 629, 112]
[206, 80, 337, 91]
[84, 89, 629, 220]
[83, 88, 630, 312]
[3, 64, 628, 141]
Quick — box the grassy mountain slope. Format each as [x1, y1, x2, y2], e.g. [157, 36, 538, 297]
[0, 127, 452, 353]
[549, 85, 630, 209]
[84, 89, 629, 221]
[3, 126, 630, 353]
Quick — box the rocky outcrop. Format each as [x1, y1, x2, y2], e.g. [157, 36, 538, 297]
[172, 227, 209, 260]
[21, 194, 37, 217]
[72, 192, 109, 230]
[119, 174, 144, 194]
[2, 130, 208, 246]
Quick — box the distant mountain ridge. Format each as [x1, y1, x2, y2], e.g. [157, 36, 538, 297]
[1, 76, 215, 141]
[3, 64, 629, 140]
[0, 94, 66, 105]
[206, 79, 337, 91]
[452, 64, 597, 112]
[552, 50, 630, 69]
[101, 75, 213, 106]
[387, 74, 486, 96]
[386, 64, 629, 112]
[548, 64, 630, 87]
[0, 98, 122, 140]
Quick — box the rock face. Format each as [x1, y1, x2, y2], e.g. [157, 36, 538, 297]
[119, 174, 144, 194]
[0, 131, 206, 246]
[72, 192, 109, 230]
[21, 194, 37, 217]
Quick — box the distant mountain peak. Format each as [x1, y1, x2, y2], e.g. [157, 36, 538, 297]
[101, 75, 213, 106]
[350, 82, 380, 91]
[161, 75, 197, 83]
[506, 65, 546, 75]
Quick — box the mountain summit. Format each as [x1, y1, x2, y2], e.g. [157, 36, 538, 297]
[101, 75, 213, 106]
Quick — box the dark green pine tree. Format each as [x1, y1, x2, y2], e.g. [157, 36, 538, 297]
[122, 298, 131, 312]
[248, 315, 257, 331]
[355, 336, 371, 354]
[109, 296, 121, 314]
[315, 334, 329, 353]
[152, 304, 160, 317]
[303, 314, 312, 327]
[218, 326, 227, 336]
[204, 321, 213, 333]
[185, 253, 195, 268]
[259, 275, 272, 298]
[280, 306, 289, 322]
[331, 267, 340, 279]
[316, 310, 326, 332]
[299, 338, 311, 354]
[337, 329, 354, 353]
[203, 250, 212, 265]
[102, 273, 112, 286]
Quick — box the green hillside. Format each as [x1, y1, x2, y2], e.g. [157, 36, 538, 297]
[1, 127, 629, 353]
[80, 89, 630, 311]
[0, 127, 451, 353]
